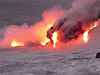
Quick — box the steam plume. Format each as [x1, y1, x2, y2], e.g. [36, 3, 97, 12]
[0, 0, 100, 47]
[0, 6, 66, 47]
[47, 0, 100, 42]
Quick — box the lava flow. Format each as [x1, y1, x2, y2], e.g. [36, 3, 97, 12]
[52, 32, 58, 48]
[11, 40, 24, 47]
[83, 21, 98, 43]
[10, 21, 98, 48]
[83, 30, 89, 43]
[41, 31, 58, 48]
[41, 39, 50, 46]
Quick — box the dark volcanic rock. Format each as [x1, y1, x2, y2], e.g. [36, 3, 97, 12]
[95, 52, 100, 58]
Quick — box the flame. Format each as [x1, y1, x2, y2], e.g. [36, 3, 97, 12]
[83, 21, 98, 43]
[40, 22, 58, 48]
[41, 31, 58, 48]
[83, 30, 89, 43]
[40, 23, 53, 46]
[11, 40, 24, 47]
[41, 39, 50, 46]
[52, 32, 58, 48]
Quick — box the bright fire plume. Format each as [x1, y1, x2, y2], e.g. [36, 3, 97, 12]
[83, 21, 98, 43]
[40, 32, 58, 48]
[52, 32, 58, 48]
[40, 23, 53, 46]
[11, 40, 24, 47]
[83, 30, 89, 43]
[40, 22, 58, 48]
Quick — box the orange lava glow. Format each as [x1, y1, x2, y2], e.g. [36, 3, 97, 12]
[52, 32, 58, 48]
[11, 40, 24, 47]
[41, 39, 50, 46]
[40, 31, 58, 48]
[83, 21, 98, 43]
[40, 23, 53, 46]
[83, 30, 89, 43]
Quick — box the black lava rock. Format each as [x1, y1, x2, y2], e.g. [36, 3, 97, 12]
[95, 52, 100, 58]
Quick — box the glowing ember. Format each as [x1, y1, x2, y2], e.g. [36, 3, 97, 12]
[41, 39, 50, 46]
[83, 21, 98, 43]
[52, 32, 58, 48]
[11, 40, 24, 47]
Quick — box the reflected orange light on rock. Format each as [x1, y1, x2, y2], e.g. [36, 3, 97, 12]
[83, 21, 98, 43]
[11, 40, 24, 47]
[52, 32, 58, 48]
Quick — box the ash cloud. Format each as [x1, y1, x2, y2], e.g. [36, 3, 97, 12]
[47, 0, 100, 42]
[63, 0, 100, 26]
[0, 0, 100, 47]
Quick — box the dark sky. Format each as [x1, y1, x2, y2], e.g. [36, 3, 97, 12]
[0, 0, 73, 26]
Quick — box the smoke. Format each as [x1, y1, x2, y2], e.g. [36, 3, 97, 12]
[0, 6, 67, 47]
[47, 0, 100, 42]
[0, 0, 100, 47]
[63, 0, 100, 26]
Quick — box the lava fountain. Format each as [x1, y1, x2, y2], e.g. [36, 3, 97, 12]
[83, 21, 98, 43]
[51, 32, 58, 48]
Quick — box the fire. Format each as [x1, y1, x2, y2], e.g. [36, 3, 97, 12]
[83, 30, 89, 43]
[41, 39, 50, 46]
[40, 32, 58, 48]
[40, 22, 58, 48]
[40, 23, 52, 46]
[11, 40, 24, 47]
[83, 21, 98, 43]
[52, 32, 58, 48]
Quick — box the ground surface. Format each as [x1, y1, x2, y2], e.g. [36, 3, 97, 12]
[0, 0, 100, 75]
[0, 47, 100, 75]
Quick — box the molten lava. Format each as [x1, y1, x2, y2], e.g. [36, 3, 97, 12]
[83, 21, 98, 43]
[41, 39, 50, 46]
[40, 32, 58, 48]
[40, 22, 58, 48]
[40, 23, 53, 46]
[11, 40, 24, 47]
[83, 30, 89, 43]
[52, 32, 58, 48]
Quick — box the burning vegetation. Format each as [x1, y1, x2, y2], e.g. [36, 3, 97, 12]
[0, 0, 100, 48]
